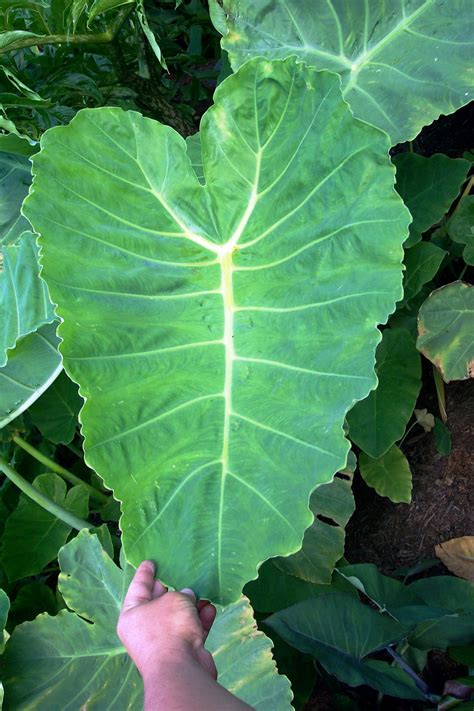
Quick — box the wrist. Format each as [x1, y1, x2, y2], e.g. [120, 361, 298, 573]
[139, 641, 197, 681]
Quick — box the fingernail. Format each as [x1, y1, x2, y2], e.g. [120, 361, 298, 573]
[180, 587, 196, 600]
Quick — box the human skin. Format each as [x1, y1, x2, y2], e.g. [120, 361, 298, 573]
[117, 560, 253, 711]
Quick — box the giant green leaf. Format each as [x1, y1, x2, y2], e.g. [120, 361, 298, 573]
[359, 444, 412, 503]
[213, 0, 474, 144]
[0, 152, 31, 246]
[347, 328, 421, 458]
[207, 596, 293, 710]
[24, 58, 409, 603]
[29, 371, 82, 444]
[0, 231, 55, 365]
[0, 322, 62, 428]
[3, 530, 293, 710]
[394, 153, 470, 246]
[274, 472, 355, 584]
[266, 592, 424, 699]
[0, 472, 89, 581]
[417, 281, 474, 381]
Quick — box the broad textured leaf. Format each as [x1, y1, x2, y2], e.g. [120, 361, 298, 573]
[245, 559, 344, 613]
[359, 444, 412, 504]
[417, 281, 474, 381]
[266, 592, 423, 699]
[0, 472, 89, 582]
[436, 536, 474, 582]
[275, 473, 355, 583]
[0, 152, 31, 246]
[215, 0, 474, 143]
[207, 596, 293, 710]
[347, 328, 421, 458]
[447, 196, 474, 265]
[394, 153, 470, 246]
[401, 241, 446, 304]
[29, 371, 82, 444]
[337, 563, 423, 613]
[0, 231, 55, 366]
[3, 530, 293, 710]
[407, 576, 474, 650]
[0, 322, 62, 428]
[24, 58, 409, 603]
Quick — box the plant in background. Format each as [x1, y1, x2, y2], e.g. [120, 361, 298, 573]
[0, 1, 472, 708]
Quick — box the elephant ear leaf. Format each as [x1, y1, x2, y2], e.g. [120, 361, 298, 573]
[215, 0, 474, 143]
[24, 57, 409, 604]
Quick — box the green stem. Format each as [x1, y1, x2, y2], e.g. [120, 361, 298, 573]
[459, 263, 468, 281]
[432, 365, 447, 422]
[0, 456, 92, 531]
[12, 435, 108, 504]
[0, 6, 133, 55]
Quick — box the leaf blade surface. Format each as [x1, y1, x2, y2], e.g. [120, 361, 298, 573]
[25, 58, 409, 603]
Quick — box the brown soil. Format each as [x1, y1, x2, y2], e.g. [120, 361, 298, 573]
[346, 378, 474, 575]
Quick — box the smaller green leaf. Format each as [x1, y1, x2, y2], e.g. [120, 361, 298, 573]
[417, 282, 474, 382]
[394, 154, 470, 247]
[402, 241, 446, 304]
[2, 530, 143, 710]
[407, 577, 474, 651]
[348, 328, 421, 459]
[0, 322, 62, 429]
[207, 597, 293, 711]
[359, 445, 412, 504]
[337, 563, 422, 614]
[136, 0, 167, 70]
[409, 576, 474, 612]
[0, 134, 36, 158]
[87, 0, 134, 24]
[274, 473, 354, 584]
[0, 472, 89, 582]
[266, 592, 423, 700]
[433, 417, 452, 456]
[29, 371, 82, 444]
[0, 152, 31, 246]
[0, 231, 55, 366]
[447, 196, 474, 265]
[245, 560, 332, 613]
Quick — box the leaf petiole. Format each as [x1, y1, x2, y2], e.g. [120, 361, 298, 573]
[12, 435, 108, 504]
[0, 456, 92, 531]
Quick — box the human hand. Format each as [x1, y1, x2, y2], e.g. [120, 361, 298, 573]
[117, 560, 217, 682]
